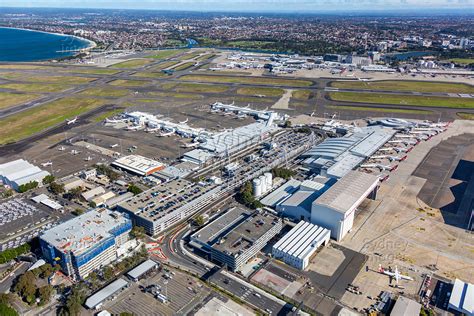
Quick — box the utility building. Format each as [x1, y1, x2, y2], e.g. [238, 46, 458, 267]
[272, 221, 330, 270]
[311, 171, 379, 241]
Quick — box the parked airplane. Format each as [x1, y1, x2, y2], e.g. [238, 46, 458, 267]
[179, 118, 189, 125]
[66, 117, 78, 125]
[41, 161, 52, 167]
[58, 146, 65, 151]
[110, 144, 119, 148]
[71, 150, 80, 155]
[254, 94, 266, 98]
[158, 131, 174, 137]
[84, 156, 92, 161]
[181, 142, 200, 148]
[379, 265, 413, 284]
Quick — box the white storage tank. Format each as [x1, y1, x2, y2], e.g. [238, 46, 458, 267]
[259, 175, 268, 194]
[253, 178, 263, 197]
[264, 172, 273, 191]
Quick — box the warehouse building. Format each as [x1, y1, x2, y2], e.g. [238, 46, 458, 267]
[0, 159, 50, 191]
[390, 296, 421, 316]
[302, 126, 396, 178]
[311, 170, 380, 241]
[190, 207, 282, 271]
[85, 278, 129, 309]
[449, 279, 474, 316]
[276, 178, 335, 221]
[112, 155, 165, 176]
[126, 259, 159, 282]
[40, 208, 132, 280]
[272, 221, 330, 270]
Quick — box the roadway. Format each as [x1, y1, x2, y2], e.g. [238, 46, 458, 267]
[155, 130, 321, 314]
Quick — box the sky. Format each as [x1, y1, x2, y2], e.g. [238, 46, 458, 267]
[1, 0, 473, 12]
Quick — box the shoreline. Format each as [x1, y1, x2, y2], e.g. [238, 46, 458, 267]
[0, 26, 97, 52]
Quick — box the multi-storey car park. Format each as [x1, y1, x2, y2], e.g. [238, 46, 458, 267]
[40, 208, 132, 280]
[117, 130, 320, 236]
[190, 207, 282, 271]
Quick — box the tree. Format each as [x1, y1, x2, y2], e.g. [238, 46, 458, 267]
[283, 120, 292, 128]
[65, 284, 87, 316]
[0, 243, 31, 264]
[42, 175, 55, 185]
[49, 182, 65, 195]
[130, 226, 146, 240]
[72, 208, 85, 216]
[37, 285, 53, 305]
[68, 187, 82, 201]
[14, 271, 36, 300]
[195, 215, 206, 226]
[18, 181, 38, 193]
[103, 266, 115, 281]
[128, 183, 143, 195]
[271, 167, 296, 180]
[88, 201, 97, 208]
[0, 303, 18, 316]
[2, 189, 13, 198]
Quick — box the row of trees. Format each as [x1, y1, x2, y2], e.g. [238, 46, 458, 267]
[0, 243, 31, 264]
[127, 183, 143, 195]
[95, 164, 119, 181]
[18, 181, 38, 193]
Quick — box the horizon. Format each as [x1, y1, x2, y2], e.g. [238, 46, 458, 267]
[1, 1, 474, 13]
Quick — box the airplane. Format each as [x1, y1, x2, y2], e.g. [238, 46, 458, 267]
[126, 125, 143, 131]
[84, 156, 92, 161]
[58, 146, 65, 151]
[66, 117, 78, 125]
[110, 144, 119, 148]
[378, 265, 413, 284]
[71, 150, 80, 155]
[181, 142, 200, 148]
[358, 77, 369, 82]
[179, 118, 189, 125]
[41, 161, 52, 167]
[145, 127, 161, 133]
[377, 147, 394, 153]
[254, 94, 266, 98]
[157, 131, 174, 137]
[360, 163, 398, 172]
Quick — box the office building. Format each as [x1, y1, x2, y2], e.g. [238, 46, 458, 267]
[40, 208, 132, 280]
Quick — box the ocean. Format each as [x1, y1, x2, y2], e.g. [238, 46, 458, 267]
[0, 27, 92, 62]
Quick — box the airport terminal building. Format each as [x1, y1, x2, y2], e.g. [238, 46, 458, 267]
[40, 208, 132, 280]
[190, 207, 282, 271]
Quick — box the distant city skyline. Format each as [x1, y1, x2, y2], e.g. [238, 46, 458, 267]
[2, 0, 474, 12]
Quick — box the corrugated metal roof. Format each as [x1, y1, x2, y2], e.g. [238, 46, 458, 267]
[273, 221, 330, 260]
[126, 259, 158, 279]
[85, 278, 128, 309]
[260, 179, 301, 207]
[313, 170, 379, 214]
[449, 279, 474, 315]
[390, 296, 421, 316]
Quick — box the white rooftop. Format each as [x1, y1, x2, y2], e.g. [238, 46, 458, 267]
[313, 170, 379, 214]
[112, 155, 164, 176]
[449, 279, 474, 316]
[85, 278, 128, 309]
[126, 259, 158, 280]
[0, 159, 50, 186]
[40, 208, 130, 256]
[273, 221, 330, 260]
